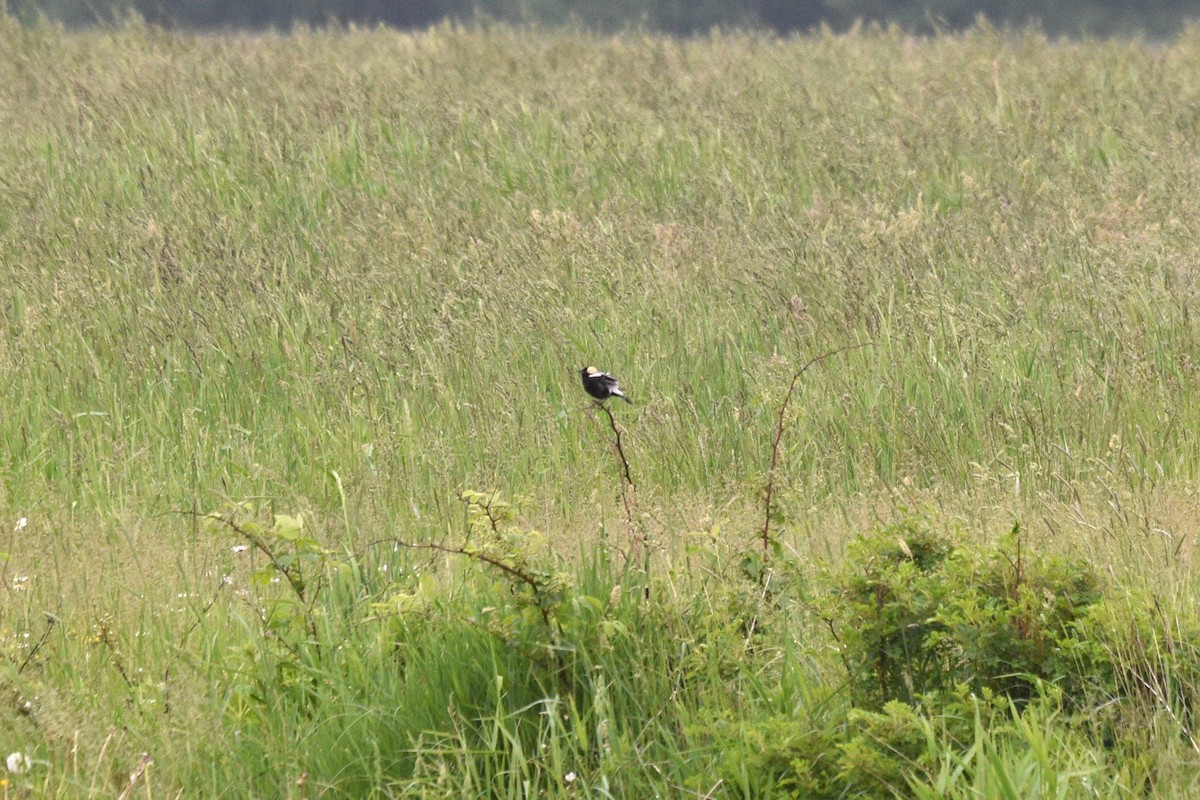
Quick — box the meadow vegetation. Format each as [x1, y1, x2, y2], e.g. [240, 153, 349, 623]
[3, 15, 1200, 797]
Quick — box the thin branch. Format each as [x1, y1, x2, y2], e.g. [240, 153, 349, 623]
[362, 536, 554, 625]
[761, 341, 875, 556]
[587, 400, 637, 535]
[179, 576, 229, 643]
[175, 507, 322, 640]
[17, 612, 57, 675]
[464, 490, 503, 536]
[179, 509, 308, 602]
[383, 539, 543, 593]
[598, 401, 635, 491]
[407, 539, 553, 626]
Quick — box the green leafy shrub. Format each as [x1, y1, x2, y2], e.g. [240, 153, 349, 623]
[837, 700, 938, 798]
[824, 518, 957, 707]
[712, 702, 940, 800]
[825, 518, 1103, 709]
[934, 528, 1104, 704]
[712, 712, 846, 800]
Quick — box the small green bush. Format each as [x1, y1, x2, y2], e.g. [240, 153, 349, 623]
[825, 518, 1103, 709]
[713, 713, 846, 800]
[837, 700, 939, 798]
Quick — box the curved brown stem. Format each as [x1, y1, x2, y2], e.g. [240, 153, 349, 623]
[761, 342, 875, 556]
[598, 400, 635, 491]
[587, 401, 641, 580]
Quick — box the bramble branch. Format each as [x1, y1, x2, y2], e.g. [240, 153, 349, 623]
[761, 342, 875, 556]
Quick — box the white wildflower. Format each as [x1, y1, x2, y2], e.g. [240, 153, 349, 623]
[6, 752, 31, 773]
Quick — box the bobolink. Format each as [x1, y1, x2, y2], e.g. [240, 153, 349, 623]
[580, 366, 633, 404]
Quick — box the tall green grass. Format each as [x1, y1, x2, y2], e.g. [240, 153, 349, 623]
[4, 16, 1200, 797]
[4, 20, 1200, 528]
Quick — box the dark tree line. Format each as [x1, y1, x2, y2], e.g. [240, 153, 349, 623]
[9, 0, 1200, 38]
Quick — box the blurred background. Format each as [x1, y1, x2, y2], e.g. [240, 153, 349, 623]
[6, 0, 1199, 39]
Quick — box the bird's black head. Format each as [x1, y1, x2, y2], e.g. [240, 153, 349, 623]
[581, 366, 597, 377]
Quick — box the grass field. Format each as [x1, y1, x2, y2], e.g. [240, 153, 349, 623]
[4, 15, 1200, 797]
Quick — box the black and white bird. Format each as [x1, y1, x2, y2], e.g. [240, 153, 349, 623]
[580, 366, 633, 404]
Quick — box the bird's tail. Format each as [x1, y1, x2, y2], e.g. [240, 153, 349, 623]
[619, 393, 633, 404]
